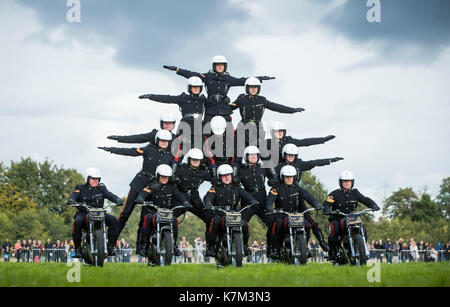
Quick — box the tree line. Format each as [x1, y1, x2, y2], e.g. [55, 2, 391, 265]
[0, 157, 448, 247]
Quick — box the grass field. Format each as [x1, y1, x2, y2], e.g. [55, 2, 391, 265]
[1, 262, 449, 287]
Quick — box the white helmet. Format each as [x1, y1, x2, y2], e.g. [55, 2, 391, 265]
[155, 129, 172, 144]
[243, 146, 260, 164]
[187, 76, 203, 95]
[155, 164, 173, 178]
[282, 144, 298, 159]
[86, 167, 101, 182]
[184, 148, 204, 163]
[245, 77, 261, 95]
[217, 164, 234, 179]
[212, 55, 228, 72]
[210, 116, 227, 135]
[280, 165, 297, 180]
[339, 170, 355, 189]
[160, 113, 176, 129]
[270, 121, 287, 135]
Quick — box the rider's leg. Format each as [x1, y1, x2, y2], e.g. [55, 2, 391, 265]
[139, 213, 154, 257]
[328, 219, 340, 258]
[242, 222, 251, 256]
[72, 212, 87, 257]
[105, 214, 120, 256]
[304, 212, 329, 252]
[117, 188, 139, 234]
[206, 217, 221, 257]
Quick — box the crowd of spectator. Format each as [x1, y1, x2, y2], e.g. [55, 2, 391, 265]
[3, 237, 450, 264]
[368, 238, 450, 263]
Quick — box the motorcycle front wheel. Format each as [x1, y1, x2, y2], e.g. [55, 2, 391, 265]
[231, 232, 243, 267]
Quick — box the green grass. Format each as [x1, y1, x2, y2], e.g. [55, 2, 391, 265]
[0, 262, 449, 287]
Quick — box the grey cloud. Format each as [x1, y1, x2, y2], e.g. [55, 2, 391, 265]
[322, 0, 450, 64]
[15, 0, 254, 72]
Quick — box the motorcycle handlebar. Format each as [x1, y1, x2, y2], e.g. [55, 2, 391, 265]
[69, 203, 116, 210]
[332, 208, 375, 216]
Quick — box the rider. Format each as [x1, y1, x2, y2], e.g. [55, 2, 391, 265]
[135, 164, 191, 259]
[263, 121, 336, 164]
[66, 167, 124, 258]
[231, 77, 305, 151]
[203, 164, 259, 257]
[235, 146, 277, 225]
[163, 55, 275, 124]
[204, 116, 237, 183]
[171, 148, 213, 224]
[265, 165, 323, 259]
[98, 130, 175, 252]
[138, 77, 206, 148]
[323, 171, 380, 260]
[106, 113, 177, 146]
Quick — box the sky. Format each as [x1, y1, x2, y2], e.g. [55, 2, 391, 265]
[1, 0, 449, 214]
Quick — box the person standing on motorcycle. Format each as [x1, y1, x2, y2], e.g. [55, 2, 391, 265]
[163, 55, 275, 124]
[66, 167, 124, 258]
[323, 171, 380, 261]
[231, 77, 305, 151]
[262, 122, 336, 163]
[265, 165, 323, 259]
[204, 116, 238, 183]
[171, 148, 213, 224]
[98, 130, 175, 252]
[138, 77, 206, 148]
[135, 164, 191, 258]
[106, 113, 177, 146]
[203, 164, 259, 257]
[235, 146, 277, 225]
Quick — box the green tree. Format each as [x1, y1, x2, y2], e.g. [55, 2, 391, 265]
[436, 177, 450, 219]
[412, 192, 443, 223]
[0, 183, 37, 214]
[383, 187, 418, 219]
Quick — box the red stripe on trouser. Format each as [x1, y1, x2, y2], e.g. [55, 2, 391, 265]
[283, 217, 287, 231]
[329, 222, 335, 238]
[85, 215, 89, 227]
[209, 218, 214, 235]
[247, 222, 250, 234]
[152, 214, 156, 227]
[340, 219, 346, 232]
[72, 223, 75, 235]
[143, 215, 148, 230]
[118, 189, 132, 222]
[272, 221, 277, 235]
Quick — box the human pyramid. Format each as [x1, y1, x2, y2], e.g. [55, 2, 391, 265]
[67, 55, 380, 265]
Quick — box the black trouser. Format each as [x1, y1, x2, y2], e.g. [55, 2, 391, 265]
[141, 213, 179, 244]
[174, 192, 212, 224]
[72, 212, 119, 249]
[117, 188, 140, 234]
[241, 190, 268, 224]
[207, 216, 250, 247]
[303, 211, 326, 245]
[328, 218, 367, 253]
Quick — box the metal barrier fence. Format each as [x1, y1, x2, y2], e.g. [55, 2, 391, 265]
[2, 248, 449, 264]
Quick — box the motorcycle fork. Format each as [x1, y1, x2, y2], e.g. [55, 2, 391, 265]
[89, 220, 95, 255]
[346, 221, 355, 258]
[360, 225, 369, 256]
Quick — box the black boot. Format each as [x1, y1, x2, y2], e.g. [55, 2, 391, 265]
[314, 228, 329, 252]
[107, 244, 116, 256]
[244, 244, 252, 257]
[173, 243, 182, 256]
[139, 234, 150, 258]
[205, 245, 216, 257]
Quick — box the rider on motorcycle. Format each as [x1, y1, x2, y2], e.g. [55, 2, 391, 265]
[203, 164, 259, 257]
[265, 165, 323, 259]
[135, 164, 191, 257]
[323, 171, 380, 260]
[66, 167, 124, 258]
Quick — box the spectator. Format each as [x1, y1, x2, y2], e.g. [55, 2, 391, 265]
[418, 241, 426, 261]
[2, 239, 12, 262]
[318, 246, 324, 263]
[446, 241, 450, 261]
[260, 241, 267, 264]
[180, 237, 188, 263]
[430, 247, 438, 262]
[185, 242, 193, 263]
[410, 241, 419, 262]
[21, 240, 28, 262]
[385, 238, 394, 264]
[309, 240, 318, 263]
[44, 239, 52, 262]
[32, 240, 39, 263]
[375, 240, 384, 262]
[436, 242, 442, 262]
[251, 241, 260, 263]
[14, 240, 22, 262]
[194, 238, 204, 264]
[123, 243, 131, 262]
[401, 242, 409, 263]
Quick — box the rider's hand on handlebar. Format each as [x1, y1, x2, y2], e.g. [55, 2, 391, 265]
[66, 199, 75, 206]
[323, 208, 331, 216]
[314, 203, 323, 210]
[115, 198, 124, 206]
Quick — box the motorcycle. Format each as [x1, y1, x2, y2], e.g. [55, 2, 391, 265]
[138, 202, 186, 266]
[206, 204, 256, 268]
[266, 207, 317, 265]
[330, 208, 374, 266]
[70, 203, 117, 267]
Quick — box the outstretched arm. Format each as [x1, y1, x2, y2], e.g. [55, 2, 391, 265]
[138, 94, 181, 104]
[265, 99, 304, 114]
[163, 65, 206, 82]
[299, 157, 343, 172]
[107, 130, 156, 144]
[288, 135, 336, 147]
[97, 146, 145, 157]
[353, 189, 380, 211]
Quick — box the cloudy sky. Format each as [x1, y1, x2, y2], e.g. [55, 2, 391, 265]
[1, 0, 449, 212]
